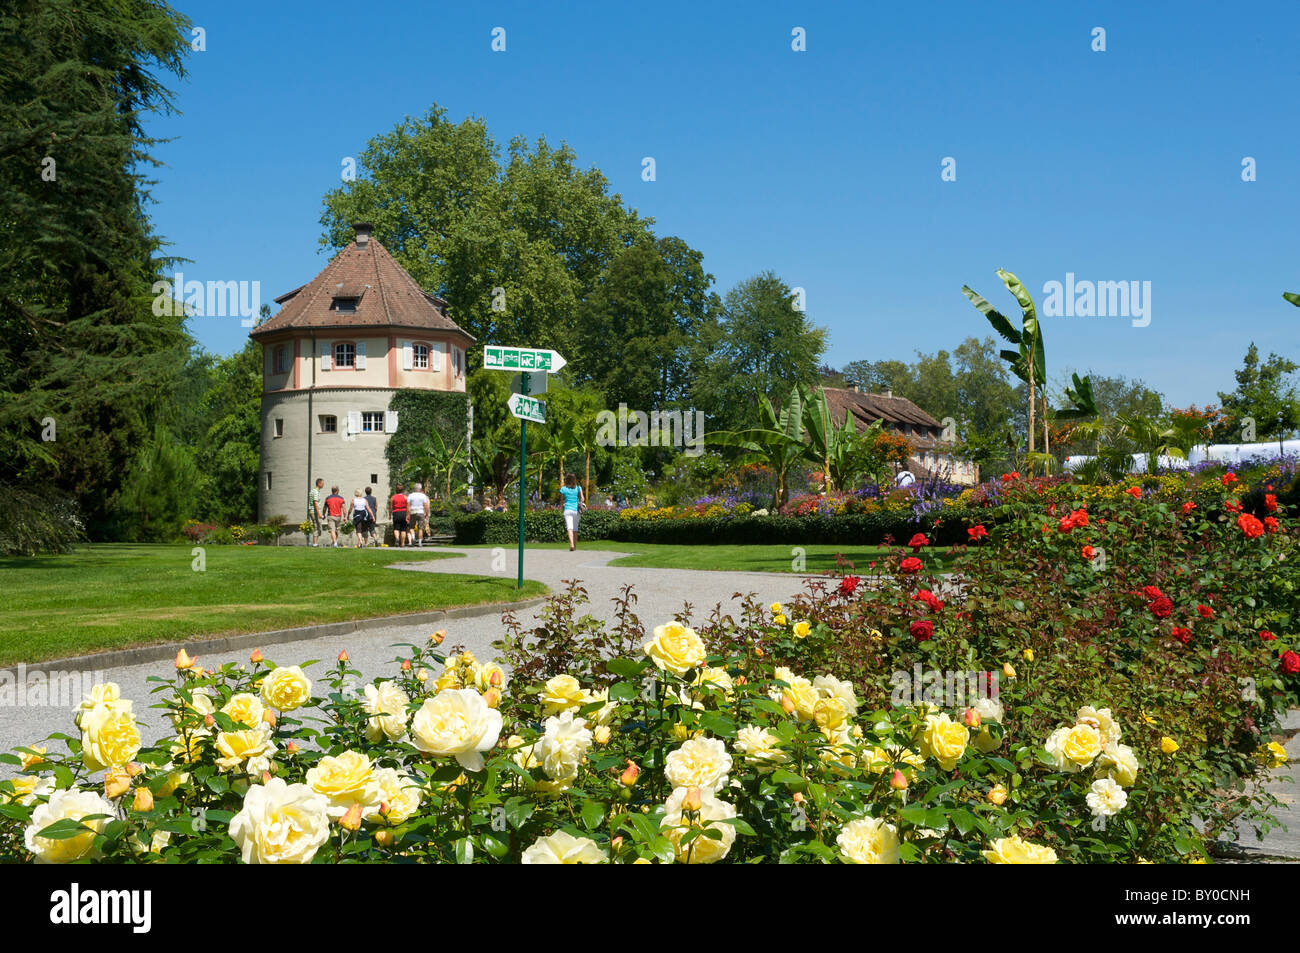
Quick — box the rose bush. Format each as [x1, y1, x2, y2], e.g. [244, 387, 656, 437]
[0, 466, 1295, 863]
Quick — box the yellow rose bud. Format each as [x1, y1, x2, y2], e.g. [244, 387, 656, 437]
[620, 761, 641, 787]
[682, 787, 703, 813]
[104, 771, 131, 800]
[770, 602, 783, 615]
[286, 740, 299, 754]
[594, 725, 611, 745]
[780, 694, 796, 715]
[611, 836, 624, 851]
[431, 630, 447, 645]
[19, 746, 46, 770]
[963, 707, 981, 728]
[124, 762, 144, 778]
[338, 650, 349, 663]
[1023, 648, 1034, 662]
[250, 649, 263, 663]
[203, 713, 215, 727]
[792, 791, 805, 803]
[262, 710, 277, 729]
[1160, 736, 1179, 754]
[482, 687, 502, 709]
[339, 802, 363, 831]
[131, 786, 154, 812]
[773, 614, 787, 627]
[374, 829, 394, 848]
[754, 646, 764, 658]
[889, 769, 908, 791]
[987, 783, 1008, 805]
[175, 649, 197, 670]
[1002, 663, 1017, 679]
[401, 659, 412, 672]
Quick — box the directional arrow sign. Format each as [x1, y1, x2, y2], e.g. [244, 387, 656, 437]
[507, 393, 547, 424]
[484, 345, 567, 374]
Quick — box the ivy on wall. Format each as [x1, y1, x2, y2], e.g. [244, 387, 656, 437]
[384, 390, 471, 486]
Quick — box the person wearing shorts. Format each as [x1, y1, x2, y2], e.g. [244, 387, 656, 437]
[390, 485, 409, 547]
[323, 485, 346, 546]
[559, 473, 585, 551]
[364, 487, 379, 546]
[407, 483, 430, 546]
[308, 478, 325, 546]
[351, 488, 373, 548]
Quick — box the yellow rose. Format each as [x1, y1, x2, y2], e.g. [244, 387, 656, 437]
[735, 725, 789, 765]
[987, 783, 1009, 805]
[80, 701, 142, 772]
[533, 711, 594, 785]
[260, 666, 312, 711]
[919, 713, 969, 771]
[522, 831, 608, 864]
[228, 778, 330, 864]
[75, 682, 120, 725]
[836, 817, 901, 864]
[214, 727, 277, 775]
[661, 786, 736, 864]
[3, 775, 53, 806]
[1265, 741, 1289, 767]
[642, 621, 707, 675]
[24, 788, 114, 863]
[792, 621, 811, 639]
[306, 750, 380, 818]
[770, 602, 783, 615]
[156, 769, 188, 798]
[540, 675, 587, 715]
[773, 614, 787, 627]
[363, 768, 423, 825]
[982, 835, 1058, 864]
[362, 681, 410, 742]
[1044, 724, 1102, 772]
[781, 676, 819, 722]
[410, 688, 503, 772]
[221, 693, 266, 729]
[1160, 736, 1179, 754]
[1097, 742, 1140, 787]
[18, 745, 46, 770]
[664, 737, 732, 793]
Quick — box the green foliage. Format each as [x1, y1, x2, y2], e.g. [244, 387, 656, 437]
[0, 0, 193, 539]
[386, 390, 470, 491]
[0, 484, 82, 555]
[1213, 342, 1300, 442]
[112, 424, 201, 542]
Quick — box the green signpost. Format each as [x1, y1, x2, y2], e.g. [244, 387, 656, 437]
[484, 348, 565, 588]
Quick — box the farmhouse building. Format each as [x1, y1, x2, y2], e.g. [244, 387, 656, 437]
[822, 386, 979, 485]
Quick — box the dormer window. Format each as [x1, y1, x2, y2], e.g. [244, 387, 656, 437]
[333, 297, 358, 314]
[330, 281, 366, 314]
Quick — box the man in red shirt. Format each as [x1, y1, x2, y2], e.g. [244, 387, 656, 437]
[323, 485, 346, 547]
[389, 484, 409, 548]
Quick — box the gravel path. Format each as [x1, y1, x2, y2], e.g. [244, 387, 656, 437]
[0, 547, 823, 758]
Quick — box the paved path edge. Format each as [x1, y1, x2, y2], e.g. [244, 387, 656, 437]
[3, 596, 549, 677]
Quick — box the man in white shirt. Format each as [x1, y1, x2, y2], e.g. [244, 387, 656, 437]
[407, 483, 431, 547]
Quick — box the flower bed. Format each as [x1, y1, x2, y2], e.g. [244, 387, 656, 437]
[2, 466, 1295, 863]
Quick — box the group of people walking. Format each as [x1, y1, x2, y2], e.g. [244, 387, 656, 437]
[306, 474, 587, 549]
[307, 478, 432, 548]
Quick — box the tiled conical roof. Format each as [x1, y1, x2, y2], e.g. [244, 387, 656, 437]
[251, 225, 473, 341]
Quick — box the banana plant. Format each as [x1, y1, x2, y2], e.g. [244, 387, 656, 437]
[403, 430, 468, 501]
[708, 389, 807, 509]
[800, 384, 887, 491]
[1115, 414, 1186, 475]
[962, 269, 1046, 460]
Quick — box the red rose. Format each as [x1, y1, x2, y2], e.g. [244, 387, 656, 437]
[1197, 604, 1214, 619]
[1149, 596, 1173, 619]
[1125, 486, 1143, 499]
[1141, 585, 1165, 600]
[1265, 493, 1278, 513]
[912, 589, 945, 612]
[899, 557, 922, 574]
[1181, 501, 1197, 515]
[1222, 472, 1238, 486]
[909, 619, 934, 641]
[1265, 516, 1279, 534]
[1081, 545, 1095, 560]
[1225, 500, 1242, 513]
[967, 525, 988, 541]
[1237, 513, 1264, 538]
[1172, 626, 1192, 645]
[908, 533, 929, 553]
[838, 575, 860, 597]
[1000, 472, 1020, 482]
[1281, 650, 1300, 675]
[1260, 630, 1276, 642]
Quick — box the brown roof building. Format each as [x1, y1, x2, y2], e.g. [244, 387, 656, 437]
[250, 224, 474, 533]
[822, 386, 979, 485]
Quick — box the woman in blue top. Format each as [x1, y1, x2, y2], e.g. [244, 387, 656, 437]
[559, 473, 586, 551]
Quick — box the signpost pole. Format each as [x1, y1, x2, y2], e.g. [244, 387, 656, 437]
[516, 374, 529, 589]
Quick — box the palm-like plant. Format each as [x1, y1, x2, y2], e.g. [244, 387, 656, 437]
[800, 385, 888, 491]
[708, 389, 807, 509]
[1115, 414, 1186, 475]
[403, 431, 467, 501]
[962, 269, 1046, 458]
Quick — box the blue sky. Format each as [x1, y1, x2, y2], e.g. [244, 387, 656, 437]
[149, 0, 1300, 408]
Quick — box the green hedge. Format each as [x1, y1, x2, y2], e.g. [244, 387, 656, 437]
[452, 507, 983, 546]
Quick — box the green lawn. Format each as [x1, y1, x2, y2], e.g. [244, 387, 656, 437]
[0, 544, 546, 666]
[462, 542, 956, 573]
